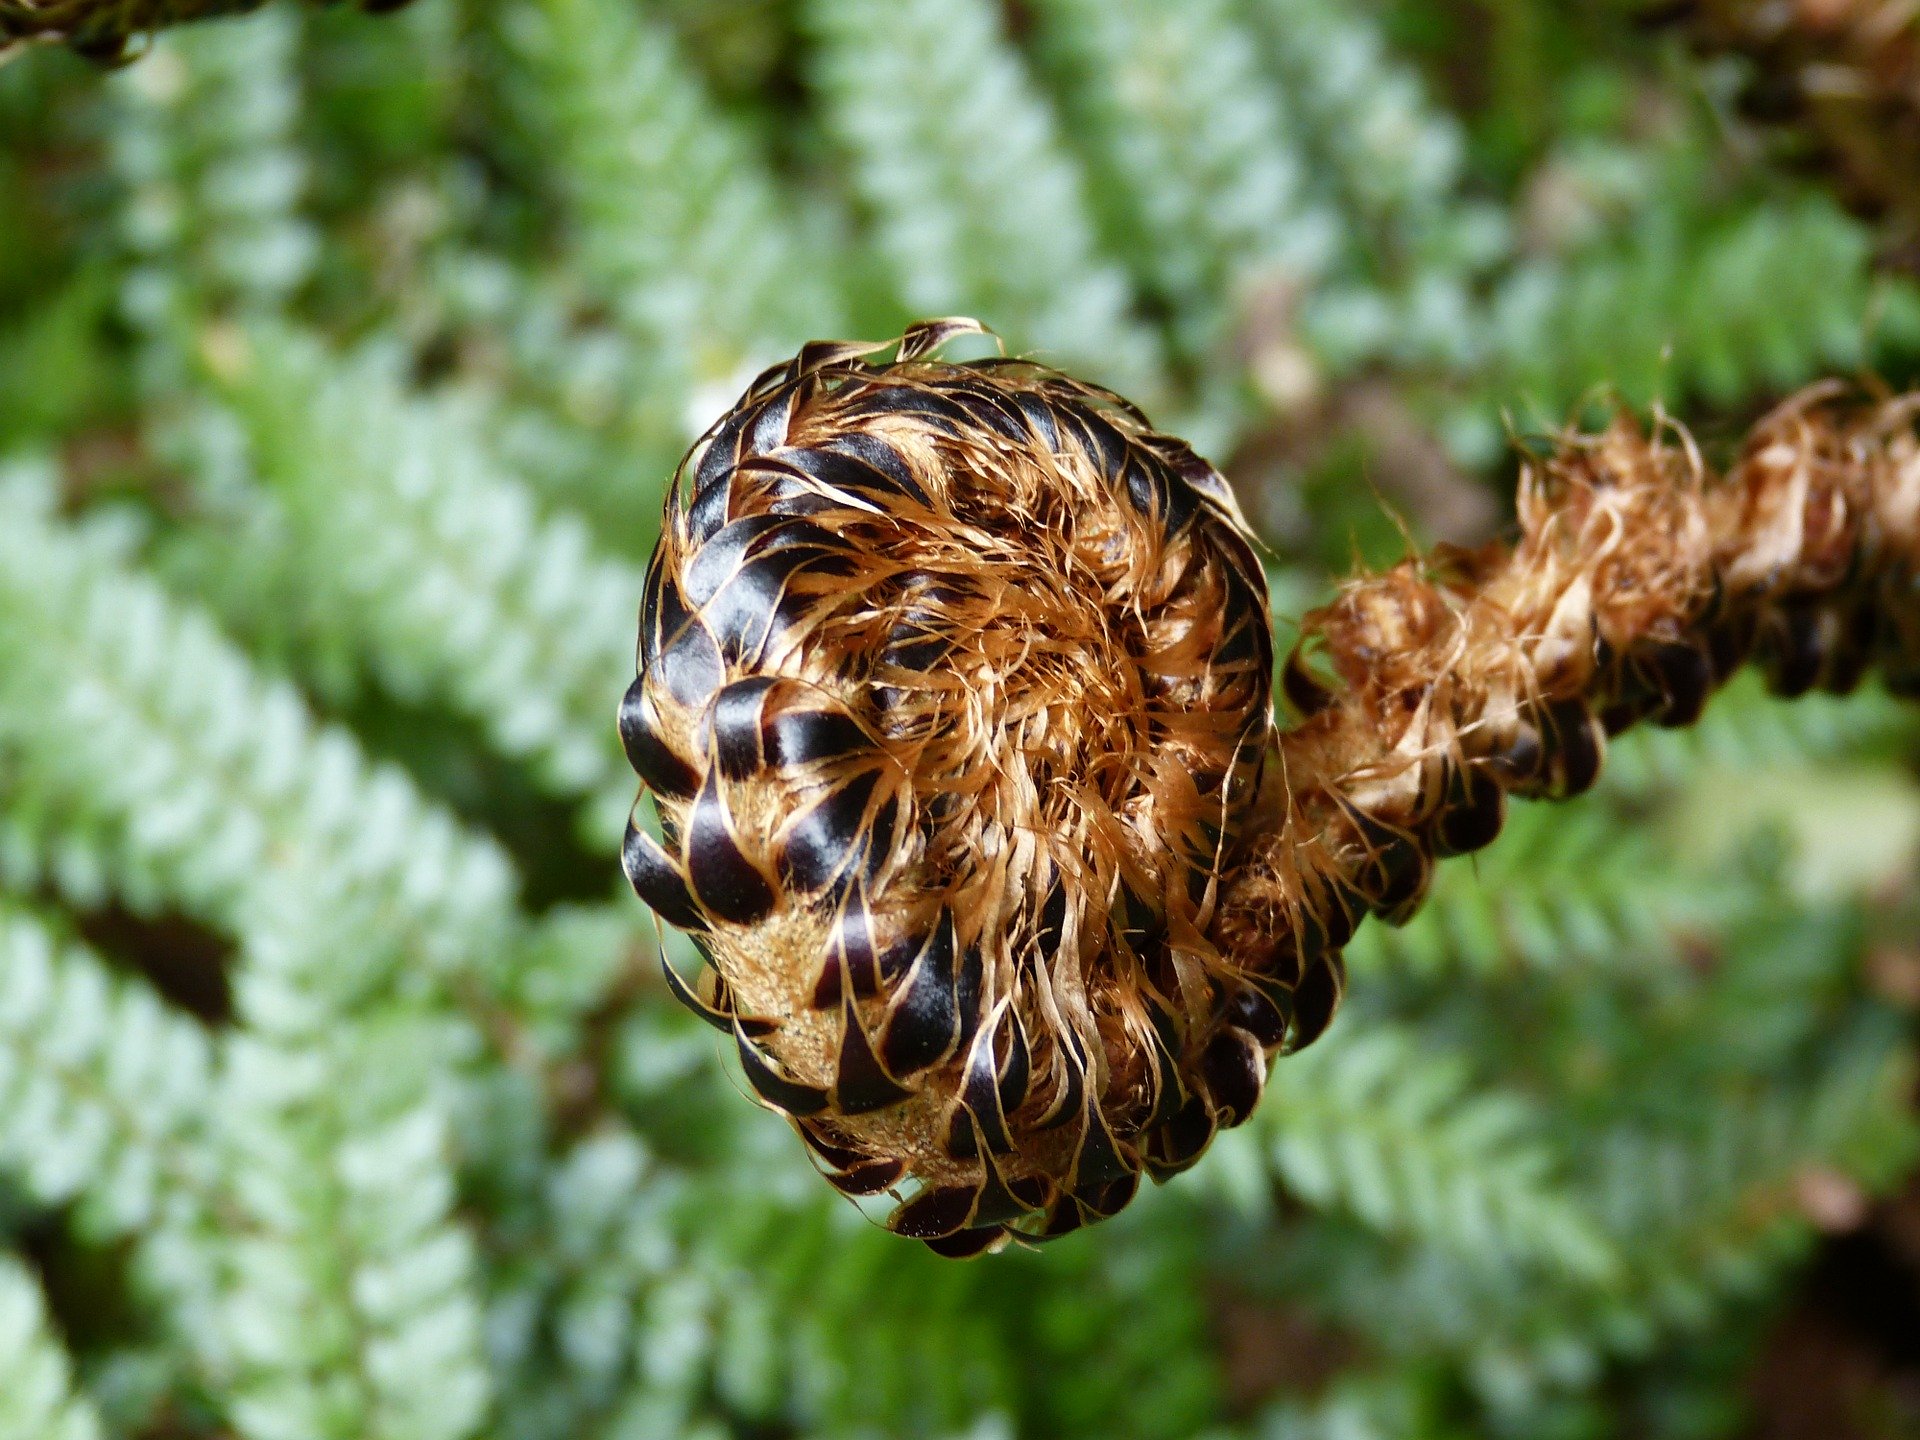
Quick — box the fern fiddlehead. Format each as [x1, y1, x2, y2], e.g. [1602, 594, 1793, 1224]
[620, 325, 1920, 1258]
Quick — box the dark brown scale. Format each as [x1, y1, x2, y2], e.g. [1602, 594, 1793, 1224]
[1034, 1030, 1089, 1132]
[1302, 882, 1361, 955]
[683, 478, 733, 547]
[796, 1125, 876, 1178]
[833, 1006, 914, 1114]
[1486, 722, 1546, 789]
[946, 1108, 980, 1161]
[1644, 639, 1715, 728]
[682, 516, 790, 604]
[775, 443, 932, 510]
[1143, 1097, 1218, 1177]
[1079, 1173, 1142, 1219]
[844, 381, 978, 435]
[765, 704, 869, 769]
[878, 911, 964, 1076]
[923, 1225, 1010, 1260]
[890, 1184, 980, 1240]
[658, 950, 771, 1035]
[960, 1027, 1017, 1155]
[882, 619, 952, 673]
[831, 892, 881, 998]
[1820, 601, 1880, 695]
[1037, 1201, 1086, 1240]
[1431, 767, 1506, 858]
[971, 1156, 1040, 1226]
[1139, 1022, 1187, 1131]
[1226, 984, 1292, 1049]
[620, 823, 706, 933]
[997, 1009, 1033, 1112]
[1283, 651, 1335, 718]
[1069, 1110, 1132, 1192]
[823, 431, 933, 501]
[1345, 808, 1431, 922]
[686, 777, 776, 923]
[1758, 602, 1829, 697]
[655, 620, 725, 712]
[735, 1028, 830, 1116]
[710, 678, 775, 779]
[619, 681, 699, 799]
[708, 549, 858, 666]
[1539, 700, 1606, 799]
[1289, 954, 1346, 1050]
[1116, 882, 1162, 955]
[1198, 1027, 1265, 1127]
[810, 955, 843, 1010]
[779, 771, 881, 893]
[825, 1158, 907, 1197]
[1033, 878, 1069, 965]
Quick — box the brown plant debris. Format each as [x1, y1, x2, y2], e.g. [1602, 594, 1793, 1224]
[1670, 0, 1920, 248]
[0, 0, 410, 62]
[621, 320, 1920, 1255]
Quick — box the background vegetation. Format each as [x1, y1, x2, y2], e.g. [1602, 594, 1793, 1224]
[1, 2, 1918, 1436]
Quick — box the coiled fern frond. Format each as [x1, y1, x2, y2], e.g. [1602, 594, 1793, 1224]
[623, 320, 1920, 1256]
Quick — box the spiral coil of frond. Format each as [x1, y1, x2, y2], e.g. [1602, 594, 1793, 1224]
[623, 321, 1920, 1255]
[622, 319, 1299, 1255]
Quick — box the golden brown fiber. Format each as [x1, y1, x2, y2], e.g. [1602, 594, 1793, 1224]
[622, 322, 1920, 1255]
[1219, 388, 1920, 1010]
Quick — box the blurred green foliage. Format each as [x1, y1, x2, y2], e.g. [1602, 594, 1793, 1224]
[0, 2, 1918, 1438]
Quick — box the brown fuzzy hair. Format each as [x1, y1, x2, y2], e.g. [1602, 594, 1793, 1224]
[623, 322, 1920, 1256]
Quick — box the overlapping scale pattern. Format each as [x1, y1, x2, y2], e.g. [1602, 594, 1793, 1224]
[620, 319, 1325, 1254]
[625, 325, 1920, 1258]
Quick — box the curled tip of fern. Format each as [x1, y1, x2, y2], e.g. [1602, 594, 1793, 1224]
[623, 323, 1920, 1256]
[621, 319, 1304, 1255]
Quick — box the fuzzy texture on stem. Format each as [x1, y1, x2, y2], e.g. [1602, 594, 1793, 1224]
[623, 322, 1920, 1255]
[1221, 385, 1920, 1008]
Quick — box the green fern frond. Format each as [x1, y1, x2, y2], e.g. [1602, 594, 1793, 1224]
[1346, 800, 1733, 980]
[107, 8, 314, 359]
[1249, 1020, 1619, 1282]
[181, 324, 642, 846]
[0, 901, 213, 1239]
[0, 474, 506, 1439]
[0, 1252, 101, 1440]
[1502, 1016, 1920, 1405]
[803, 0, 1164, 399]
[1484, 191, 1886, 425]
[0, 463, 519, 1016]
[215, 1038, 492, 1440]
[499, 0, 840, 436]
[1240, 0, 1505, 374]
[1246, 1370, 1438, 1440]
[1027, 0, 1337, 358]
[1238, 0, 1477, 261]
[422, 251, 663, 540]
